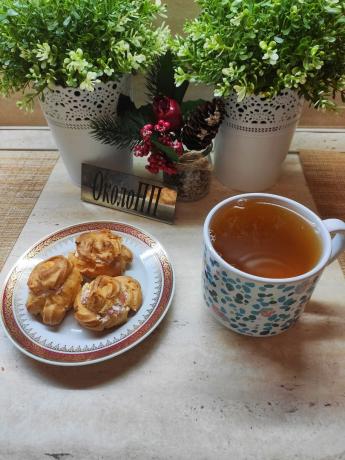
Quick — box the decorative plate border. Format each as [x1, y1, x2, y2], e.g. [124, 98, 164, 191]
[1, 221, 174, 366]
[14, 242, 163, 353]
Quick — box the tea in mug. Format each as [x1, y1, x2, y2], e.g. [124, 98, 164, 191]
[209, 198, 322, 278]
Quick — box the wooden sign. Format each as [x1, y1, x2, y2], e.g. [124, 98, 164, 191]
[81, 163, 177, 224]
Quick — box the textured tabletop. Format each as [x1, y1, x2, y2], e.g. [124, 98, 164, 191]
[1, 154, 345, 460]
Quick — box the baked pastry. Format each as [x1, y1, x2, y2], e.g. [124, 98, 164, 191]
[74, 275, 142, 331]
[69, 229, 133, 279]
[26, 255, 82, 326]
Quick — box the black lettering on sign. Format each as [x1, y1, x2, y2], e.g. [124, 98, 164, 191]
[146, 185, 162, 216]
[120, 187, 127, 207]
[92, 171, 103, 201]
[139, 182, 150, 212]
[110, 184, 119, 205]
[152, 187, 162, 217]
[102, 180, 111, 204]
[126, 190, 135, 209]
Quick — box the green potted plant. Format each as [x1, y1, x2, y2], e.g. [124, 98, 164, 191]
[174, 0, 345, 191]
[0, 0, 169, 184]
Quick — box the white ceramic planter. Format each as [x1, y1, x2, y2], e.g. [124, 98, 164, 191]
[40, 76, 132, 185]
[214, 90, 304, 191]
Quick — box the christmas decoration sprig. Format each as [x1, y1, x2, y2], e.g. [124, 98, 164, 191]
[91, 52, 225, 175]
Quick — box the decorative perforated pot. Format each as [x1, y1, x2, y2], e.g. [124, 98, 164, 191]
[214, 90, 304, 191]
[40, 76, 132, 185]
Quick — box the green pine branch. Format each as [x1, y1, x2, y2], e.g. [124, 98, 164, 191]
[90, 115, 139, 148]
[91, 99, 155, 148]
[146, 50, 189, 105]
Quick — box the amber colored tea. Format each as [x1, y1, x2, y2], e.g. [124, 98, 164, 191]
[209, 198, 322, 278]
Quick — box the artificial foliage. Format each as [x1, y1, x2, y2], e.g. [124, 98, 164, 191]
[174, 0, 345, 108]
[0, 0, 169, 109]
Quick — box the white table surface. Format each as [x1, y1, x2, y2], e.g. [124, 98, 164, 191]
[1, 151, 345, 460]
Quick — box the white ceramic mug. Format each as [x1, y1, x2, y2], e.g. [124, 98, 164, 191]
[203, 193, 345, 336]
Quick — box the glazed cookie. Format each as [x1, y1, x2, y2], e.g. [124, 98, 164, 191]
[26, 255, 82, 326]
[74, 275, 142, 331]
[69, 229, 133, 279]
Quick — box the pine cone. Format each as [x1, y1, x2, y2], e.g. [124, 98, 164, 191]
[182, 98, 226, 151]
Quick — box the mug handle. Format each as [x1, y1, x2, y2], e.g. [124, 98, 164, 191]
[323, 219, 345, 265]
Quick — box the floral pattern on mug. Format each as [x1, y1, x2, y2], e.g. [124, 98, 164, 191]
[203, 247, 320, 337]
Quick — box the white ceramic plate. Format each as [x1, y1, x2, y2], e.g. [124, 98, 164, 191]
[1, 221, 174, 366]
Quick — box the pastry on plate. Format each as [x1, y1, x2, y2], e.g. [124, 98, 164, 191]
[74, 275, 142, 331]
[26, 255, 82, 326]
[69, 229, 133, 279]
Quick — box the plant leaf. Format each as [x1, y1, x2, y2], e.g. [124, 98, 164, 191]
[117, 94, 136, 116]
[63, 16, 71, 27]
[6, 9, 18, 17]
[173, 80, 189, 105]
[151, 136, 179, 162]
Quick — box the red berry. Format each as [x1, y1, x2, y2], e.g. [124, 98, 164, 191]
[133, 141, 151, 157]
[140, 124, 154, 141]
[173, 140, 183, 156]
[154, 119, 169, 133]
